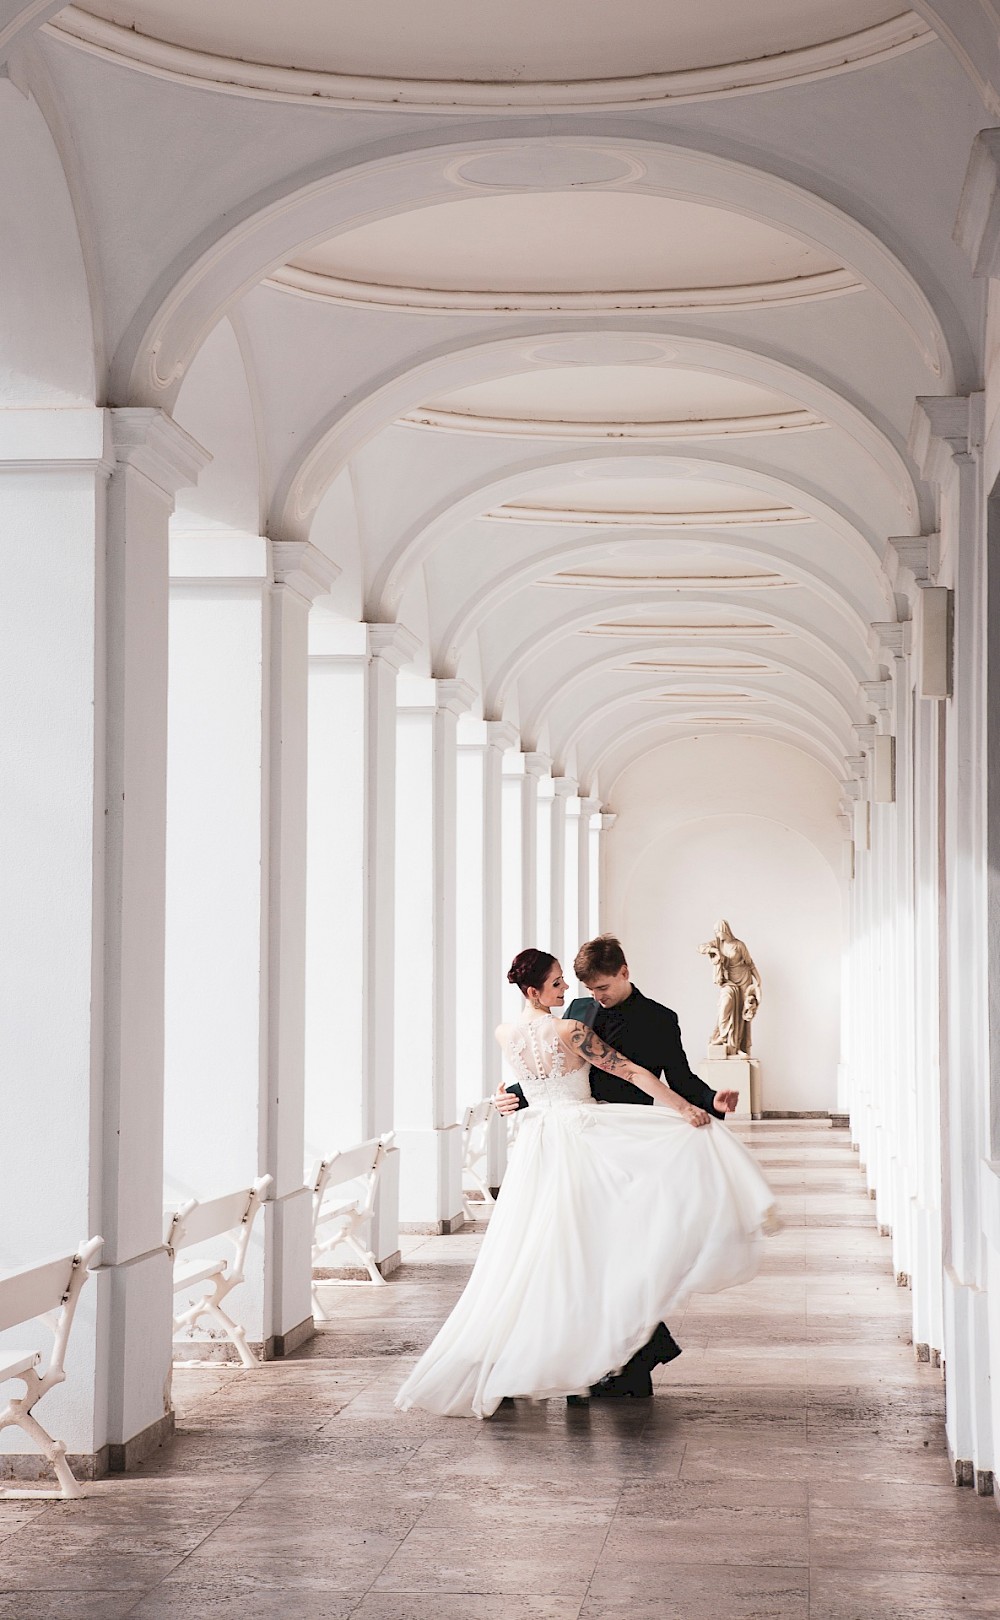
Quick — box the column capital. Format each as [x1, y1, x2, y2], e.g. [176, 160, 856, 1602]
[110, 408, 211, 497]
[435, 678, 477, 718]
[870, 620, 911, 659]
[860, 678, 892, 714]
[522, 752, 552, 780]
[271, 540, 340, 604]
[887, 534, 938, 586]
[909, 394, 984, 483]
[486, 720, 520, 753]
[955, 128, 1000, 278]
[600, 812, 618, 832]
[552, 776, 579, 799]
[368, 622, 421, 672]
[853, 722, 877, 753]
[577, 797, 602, 819]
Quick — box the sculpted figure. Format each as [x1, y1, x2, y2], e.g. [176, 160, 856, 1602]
[698, 920, 762, 1057]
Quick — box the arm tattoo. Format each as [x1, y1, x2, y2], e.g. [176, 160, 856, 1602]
[563, 1022, 634, 1077]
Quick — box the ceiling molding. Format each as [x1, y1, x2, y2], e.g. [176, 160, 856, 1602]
[538, 570, 792, 590]
[578, 622, 790, 637]
[266, 263, 863, 315]
[397, 405, 826, 441]
[47, 9, 932, 113]
[483, 501, 812, 528]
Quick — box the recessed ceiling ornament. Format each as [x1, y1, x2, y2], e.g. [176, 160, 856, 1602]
[486, 503, 812, 527]
[447, 149, 647, 190]
[580, 622, 789, 637]
[399, 406, 825, 441]
[539, 570, 792, 589]
[267, 263, 862, 315]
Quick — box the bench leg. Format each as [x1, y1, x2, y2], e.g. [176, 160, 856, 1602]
[342, 1232, 387, 1286]
[204, 1301, 258, 1368]
[0, 1398, 83, 1500]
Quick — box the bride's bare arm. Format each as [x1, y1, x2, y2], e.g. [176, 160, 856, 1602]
[557, 1022, 710, 1126]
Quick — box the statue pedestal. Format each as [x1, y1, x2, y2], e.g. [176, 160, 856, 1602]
[696, 1055, 761, 1119]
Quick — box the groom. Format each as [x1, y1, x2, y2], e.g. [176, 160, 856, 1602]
[496, 933, 739, 1398]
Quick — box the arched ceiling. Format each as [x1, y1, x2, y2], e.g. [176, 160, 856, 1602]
[21, 0, 986, 808]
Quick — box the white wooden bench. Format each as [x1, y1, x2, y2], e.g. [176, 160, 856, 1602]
[461, 1098, 497, 1221]
[309, 1134, 393, 1315]
[0, 1236, 103, 1499]
[165, 1176, 272, 1368]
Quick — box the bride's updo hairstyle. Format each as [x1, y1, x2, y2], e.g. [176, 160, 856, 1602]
[507, 948, 557, 996]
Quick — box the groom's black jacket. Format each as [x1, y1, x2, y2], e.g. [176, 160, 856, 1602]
[508, 985, 724, 1118]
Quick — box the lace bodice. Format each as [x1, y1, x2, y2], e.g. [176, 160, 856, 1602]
[503, 1016, 594, 1109]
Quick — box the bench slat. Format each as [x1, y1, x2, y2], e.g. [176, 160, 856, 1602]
[0, 1254, 78, 1334]
[0, 1350, 41, 1383]
[169, 1190, 254, 1249]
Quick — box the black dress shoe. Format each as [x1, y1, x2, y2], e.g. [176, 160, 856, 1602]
[648, 1324, 683, 1367]
[566, 1393, 590, 1406]
[590, 1368, 653, 1399]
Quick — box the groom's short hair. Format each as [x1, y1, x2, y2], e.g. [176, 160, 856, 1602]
[574, 934, 627, 983]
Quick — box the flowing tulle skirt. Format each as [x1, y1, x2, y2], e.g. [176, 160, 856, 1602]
[395, 1103, 778, 1419]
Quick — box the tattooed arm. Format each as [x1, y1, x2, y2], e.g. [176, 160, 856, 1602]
[557, 1022, 710, 1127]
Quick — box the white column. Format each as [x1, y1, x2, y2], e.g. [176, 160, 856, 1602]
[305, 621, 418, 1274]
[576, 797, 601, 959]
[549, 777, 577, 969]
[0, 407, 208, 1472]
[394, 677, 475, 1230]
[912, 394, 993, 1488]
[265, 542, 340, 1349]
[165, 535, 337, 1356]
[597, 811, 617, 933]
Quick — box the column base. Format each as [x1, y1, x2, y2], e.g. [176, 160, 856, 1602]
[315, 1250, 402, 1281]
[399, 1214, 466, 1236]
[0, 1410, 175, 1485]
[395, 1124, 464, 1229]
[268, 1316, 315, 1359]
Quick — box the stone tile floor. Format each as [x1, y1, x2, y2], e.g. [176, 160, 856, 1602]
[3, 1122, 999, 1618]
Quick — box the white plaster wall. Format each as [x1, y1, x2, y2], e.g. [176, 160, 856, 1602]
[605, 735, 843, 1113]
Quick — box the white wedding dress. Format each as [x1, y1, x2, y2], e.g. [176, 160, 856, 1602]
[395, 1014, 779, 1419]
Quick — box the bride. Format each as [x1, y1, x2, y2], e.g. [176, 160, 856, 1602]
[395, 948, 778, 1420]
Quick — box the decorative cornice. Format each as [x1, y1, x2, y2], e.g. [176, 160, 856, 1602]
[368, 622, 421, 672]
[860, 679, 892, 713]
[485, 502, 811, 529]
[110, 407, 210, 497]
[870, 620, 912, 657]
[539, 570, 790, 591]
[522, 752, 552, 779]
[0, 407, 110, 472]
[485, 720, 521, 753]
[909, 394, 983, 483]
[954, 128, 1000, 278]
[552, 777, 579, 798]
[269, 263, 862, 317]
[435, 677, 477, 718]
[270, 540, 340, 603]
[887, 533, 938, 584]
[46, 9, 932, 114]
[398, 405, 825, 443]
[853, 724, 877, 753]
